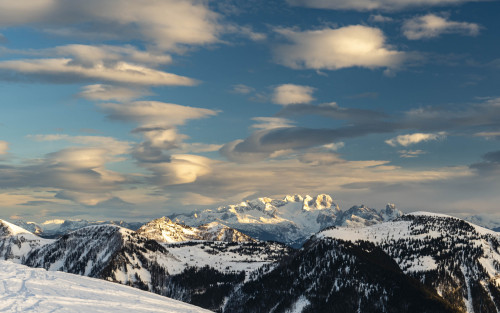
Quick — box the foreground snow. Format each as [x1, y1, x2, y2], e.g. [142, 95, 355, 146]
[0, 260, 210, 313]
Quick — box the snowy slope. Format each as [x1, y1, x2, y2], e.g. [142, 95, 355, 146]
[223, 239, 458, 313]
[171, 194, 402, 247]
[0, 219, 52, 263]
[0, 260, 211, 313]
[136, 217, 254, 243]
[161, 240, 291, 277]
[318, 212, 500, 313]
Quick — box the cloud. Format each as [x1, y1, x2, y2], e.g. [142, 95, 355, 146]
[226, 25, 267, 41]
[272, 84, 315, 105]
[131, 127, 185, 163]
[398, 149, 426, 158]
[29, 134, 131, 154]
[470, 150, 500, 174]
[274, 25, 406, 71]
[286, 0, 482, 11]
[401, 98, 500, 131]
[0, 0, 222, 52]
[385, 132, 446, 146]
[0, 134, 135, 207]
[54, 190, 118, 207]
[147, 154, 213, 185]
[0, 140, 8, 155]
[221, 97, 500, 164]
[231, 84, 255, 95]
[0, 145, 128, 205]
[369, 14, 394, 23]
[91, 101, 218, 164]
[0, 57, 196, 86]
[474, 132, 500, 140]
[175, 143, 223, 154]
[51, 44, 172, 66]
[98, 101, 218, 127]
[298, 152, 345, 166]
[219, 124, 387, 162]
[323, 142, 345, 151]
[277, 102, 388, 121]
[78, 84, 151, 101]
[251, 117, 295, 130]
[402, 14, 480, 40]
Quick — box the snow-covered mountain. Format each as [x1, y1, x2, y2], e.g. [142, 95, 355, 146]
[462, 214, 500, 232]
[223, 239, 458, 313]
[0, 260, 211, 313]
[315, 212, 500, 313]
[222, 212, 500, 313]
[0, 219, 52, 263]
[12, 219, 144, 238]
[170, 194, 402, 247]
[136, 217, 254, 243]
[17, 222, 290, 311]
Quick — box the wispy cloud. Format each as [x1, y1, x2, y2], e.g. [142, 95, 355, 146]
[398, 149, 426, 158]
[0, 58, 196, 86]
[98, 101, 218, 127]
[287, 0, 482, 11]
[231, 84, 255, 95]
[470, 150, 500, 174]
[402, 14, 480, 40]
[0, 140, 8, 155]
[385, 132, 446, 147]
[78, 84, 151, 102]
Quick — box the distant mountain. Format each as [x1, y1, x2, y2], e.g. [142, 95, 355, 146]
[12, 219, 144, 238]
[461, 214, 500, 232]
[0, 260, 211, 313]
[136, 217, 254, 243]
[170, 194, 402, 247]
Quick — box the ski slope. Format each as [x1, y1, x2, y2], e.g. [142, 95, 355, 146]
[0, 260, 211, 313]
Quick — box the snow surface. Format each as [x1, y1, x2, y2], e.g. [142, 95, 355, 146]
[319, 220, 442, 272]
[159, 241, 282, 278]
[0, 260, 211, 313]
[285, 295, 310, 313]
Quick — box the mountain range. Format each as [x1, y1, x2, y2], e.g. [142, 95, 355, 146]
[170, 194, 402, 247]
[2, 194, 500, 312]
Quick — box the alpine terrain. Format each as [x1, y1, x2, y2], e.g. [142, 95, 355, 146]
[2, 195, 500, 313]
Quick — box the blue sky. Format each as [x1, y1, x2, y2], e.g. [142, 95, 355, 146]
[0, 0, 499, 222]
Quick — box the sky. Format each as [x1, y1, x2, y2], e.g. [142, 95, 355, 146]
[0, 0, 500, 222]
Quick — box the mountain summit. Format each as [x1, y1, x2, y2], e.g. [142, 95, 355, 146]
[170, 194, 402, 246]
[136, 217, 254, 243]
